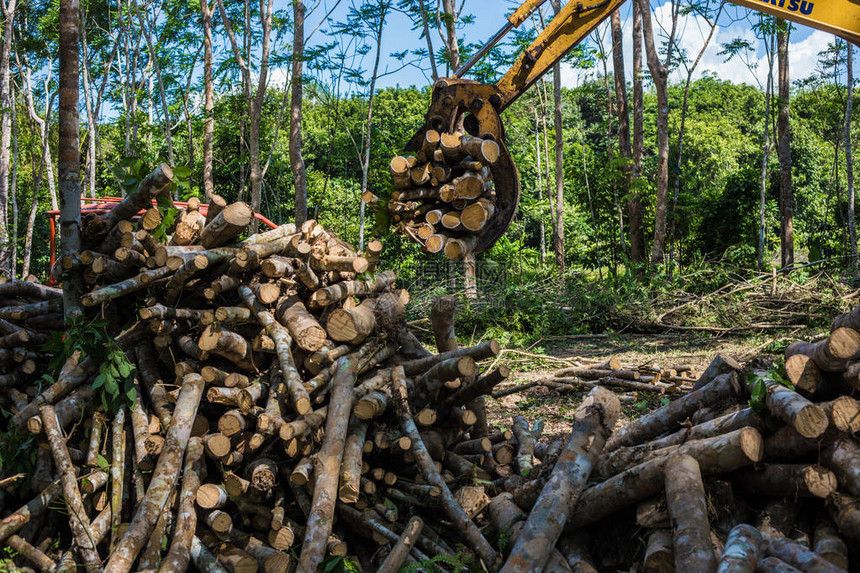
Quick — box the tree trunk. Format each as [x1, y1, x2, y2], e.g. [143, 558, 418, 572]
[0, 0, 17, 276]
[9, 83, 16, 276]
[418, 0, 437, 81]
[359, 8, 387, 251]
[135, 2, 174, 167]
[201, 0, 215, 200]
[441, 0, 459, 71]
[611, 9, 630, 257]
[80, 6, 97, 199]
[552, 0, 564, 271]
[290, 0, 307, 225]
[760, 31, 775, 270]
[846, 43, 856, 267]
[58, 0, 82, 320]
[777, 21, 793, 269]
[630, 0, 646, 264]
[639, 0, 670, 265]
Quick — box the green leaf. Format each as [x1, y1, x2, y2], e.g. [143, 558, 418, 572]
[92, 373, 106, 390]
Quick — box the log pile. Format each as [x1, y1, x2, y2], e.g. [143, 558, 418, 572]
[3, 165, 860, 571]
[379, 130, 499, 259]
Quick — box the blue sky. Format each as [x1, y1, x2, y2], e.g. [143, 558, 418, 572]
[282, 0, 838, 94]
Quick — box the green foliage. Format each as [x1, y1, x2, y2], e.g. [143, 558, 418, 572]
[0, 417, 37, 489]
[747, 366, 793, 413]
[319, 556, 361, 573]
[44, 317, 138, 413]
[399, 553, 471, 573]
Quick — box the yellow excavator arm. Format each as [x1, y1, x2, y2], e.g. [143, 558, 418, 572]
[403, 0, 860, 253]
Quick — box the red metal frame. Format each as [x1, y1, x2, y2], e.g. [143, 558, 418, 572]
[46, 197, 278, 285]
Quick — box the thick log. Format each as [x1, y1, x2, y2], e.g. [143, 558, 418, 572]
[732, 463, 837, 498]
[813, 519, 848, 570]
[664, 455, 717, 572]
[717, 523, 762, 573]
[829, 492, 860, 540]
[198, 324, 256, 371]
[820, 436, 860, 497]
[199, 201, 254, 248]
[82, 266, 172, 306]
[298, 356, 361, 571]
[326, 298, 376, 344]
[501, 387, 620, 573]
[274, 295, 326, 352]
[785, 328, 860, 372]
[760, 528, 844, 572]
[605, 372, 741, 451]
[784, 354, 822, 394]
[746, 372, 828, 438]
[566, 427, 763, 531]
[105, 373, 205, 573]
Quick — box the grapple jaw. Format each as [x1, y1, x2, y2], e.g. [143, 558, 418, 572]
[404, 78, 520, 254]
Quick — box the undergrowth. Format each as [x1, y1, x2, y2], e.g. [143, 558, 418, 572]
[404, 259, 858, 348]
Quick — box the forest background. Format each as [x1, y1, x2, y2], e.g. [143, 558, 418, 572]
[1, 0, 857, 344]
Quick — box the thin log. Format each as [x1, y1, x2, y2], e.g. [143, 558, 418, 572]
[297, 356, 360, 571]
[104, 373, 205, 573]
[605, 372, 741, 451]
[40, 405, 100, 572]
[501, 387, 620, 573]
[664, 454, 717, 572]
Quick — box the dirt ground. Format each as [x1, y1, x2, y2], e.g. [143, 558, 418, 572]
[484, 333, 774, 442]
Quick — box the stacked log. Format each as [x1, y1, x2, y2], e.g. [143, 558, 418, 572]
[381, 131, 499, 259]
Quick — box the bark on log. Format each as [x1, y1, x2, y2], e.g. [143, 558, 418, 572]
[785, 327, 860, 372]
[606, 372, 741, 451]
[158, 437, 205, 573]
[0, 482, 61, 544]
[105, 373, 205, 573]
[501, 387, 620, 573]
[565, 427, 763, 531]
[717, 523, 762, 573]
[199, 202, 253, 248]
[274, 295, 326, 352]
[813, 519, 848, 570]
[820, 436, 860, 497]
[746, 372, 829, 438]
[732, 463, 837, 499]
[760, 528, 844, 572]
[40, 405, 101, 572]
[378, 517, 424, 573]
[297, 356, 360, 571]
[237, 285, 311, 414]
[664, 455, 717, 573]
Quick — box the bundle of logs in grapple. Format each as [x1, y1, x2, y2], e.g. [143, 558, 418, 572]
[375, 129, 499, 260]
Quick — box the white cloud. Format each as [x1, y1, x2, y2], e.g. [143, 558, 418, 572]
[559, 1, 836, 90]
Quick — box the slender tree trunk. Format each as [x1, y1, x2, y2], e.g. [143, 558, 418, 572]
[290, 0, 307, 224]
[18, 59, 58, 211]
[59, 0, 83, 319]
[9, 83, 16, 276]
[201, 0, 214, 200]
[80, 6, 97, 199]
[22, 152, 43, 279]
[777, 21, 793, 269]
[0, 0, 17, 276]
[135, 3, 174, 167]
[418, 0, 438, 81]
[359, 9, 387, 251]
[630, 0, 646, 264]
[611, 9, 630, 257]
[551, 0, 564, 272]
[535, 109, 546, 265]
[441, 0, 459, 71]
[249, 0, 273, 232]
[759, 32, 775, 270]
[639, 0, 670, 265]
[847, 43, 856, 267]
